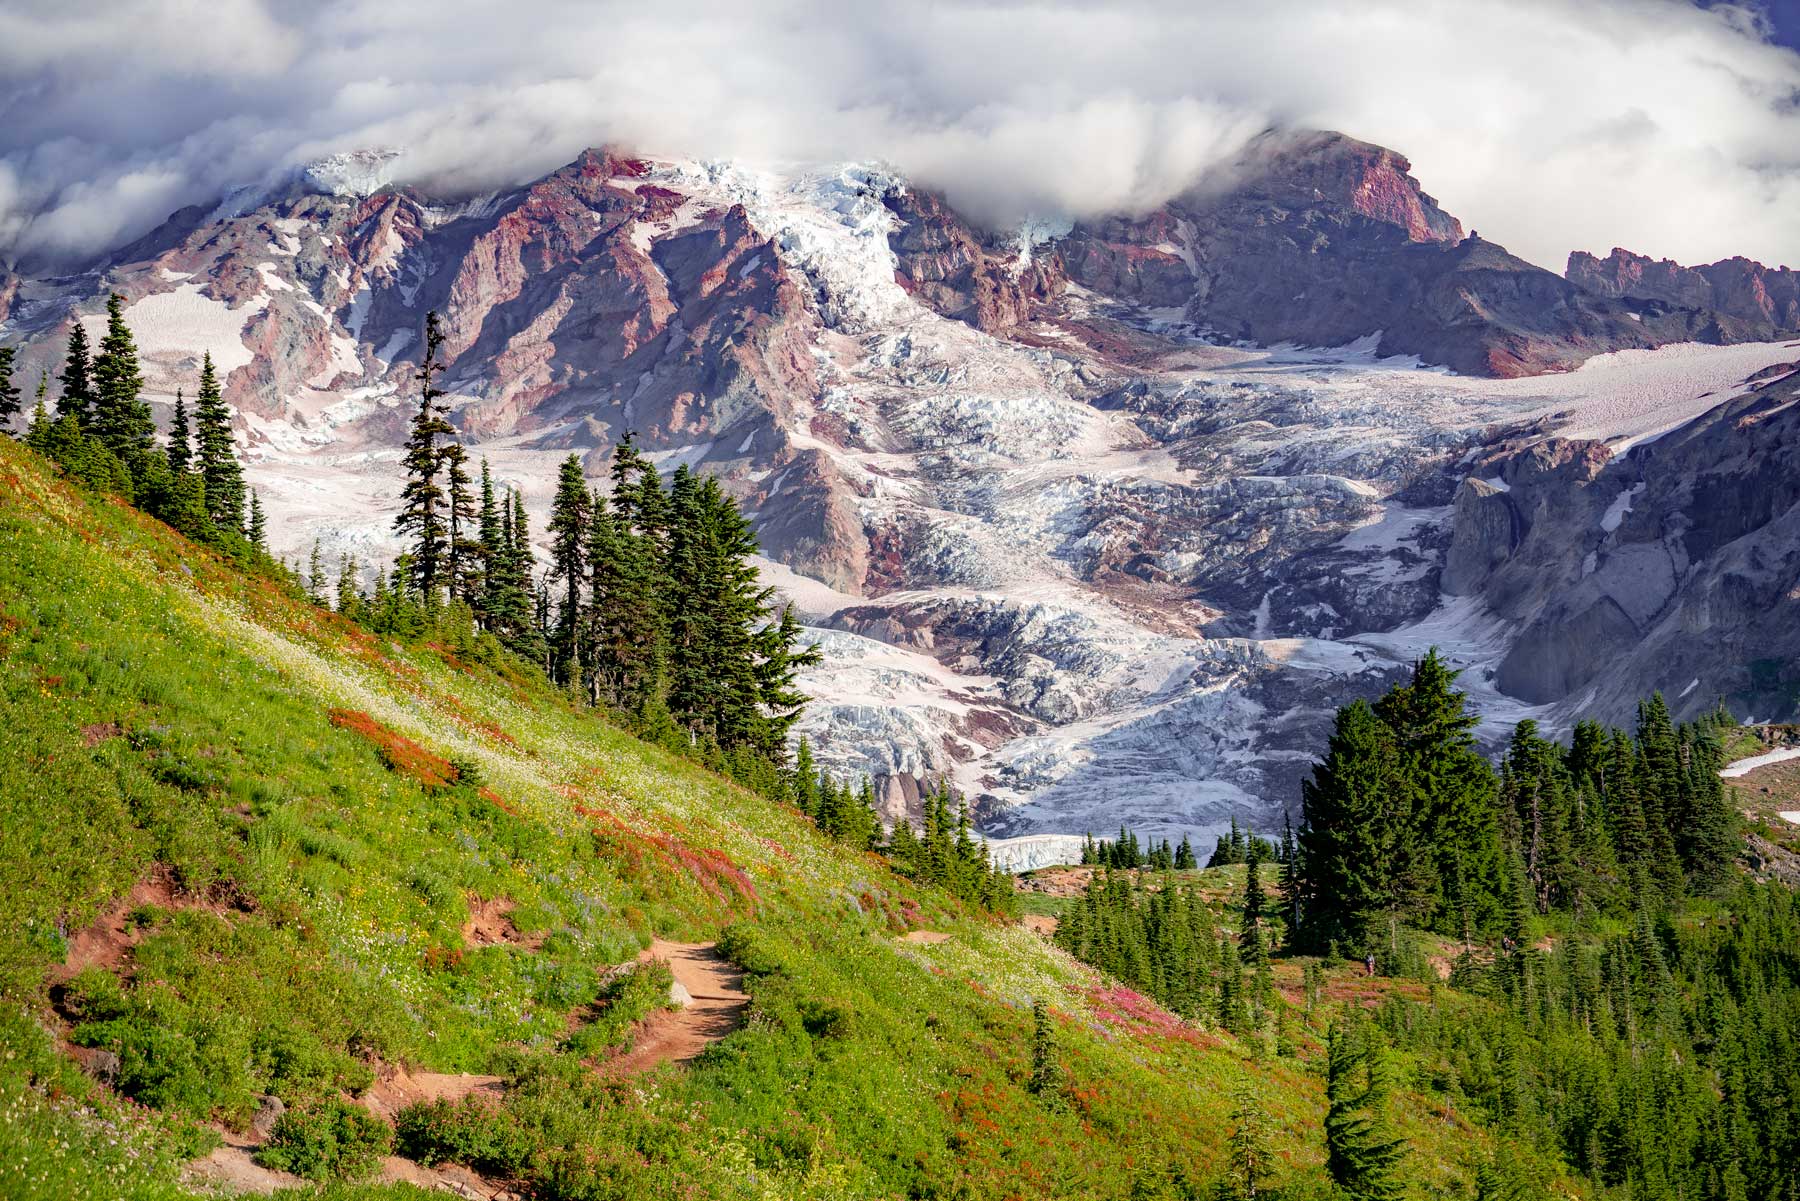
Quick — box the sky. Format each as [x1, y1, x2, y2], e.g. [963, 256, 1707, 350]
[1, 0, 1798, 273]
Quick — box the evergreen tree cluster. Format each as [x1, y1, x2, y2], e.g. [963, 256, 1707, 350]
[1205, 817, 1276, 869]
[884, 783, 1016, 913]
[1293, 651, 1738, 957]
[1371, 878, 1800, 1201]
[368, 314, 819, 791]
[1054, 867, 1285, 1036]
[1079, 827, 1196, 870]
[20, 298, 270, 565]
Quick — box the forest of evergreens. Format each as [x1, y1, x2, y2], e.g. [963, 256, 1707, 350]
[1052, 652, 1796, 1201]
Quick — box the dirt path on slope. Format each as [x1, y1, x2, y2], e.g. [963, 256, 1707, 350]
[603, 940, 749, 1075]
[360, 1065, 505, 1122]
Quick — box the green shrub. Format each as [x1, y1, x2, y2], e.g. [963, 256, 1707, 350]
[255, 1099, 391, 1181]
[564, 959, 674, 1058]
[716, 923, 786, 977]
[796, 999, 852, 1041]
[395, 1096, 533, 1176]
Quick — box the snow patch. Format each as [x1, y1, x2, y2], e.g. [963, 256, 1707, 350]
[1600, 483, 1643, 533]
[1720, 746, 1800, 778]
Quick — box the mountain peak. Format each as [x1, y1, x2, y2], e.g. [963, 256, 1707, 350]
[1228, 128, 1464, 244]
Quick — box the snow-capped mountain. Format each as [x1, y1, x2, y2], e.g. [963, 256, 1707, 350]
[5, 131, 1798, 846]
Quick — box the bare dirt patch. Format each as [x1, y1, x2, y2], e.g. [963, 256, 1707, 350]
[182, 1141, 306, 1195]
[462, 895, 544, 950]
[360, 1065, 506, 1123]
[52, 866, 234, 985]
[80, 721, 122, 747]
[379, 1154, 516, 1199]
[899, 930, 952, 944]
[603, 940, 749, 1075]
[1021, 914, 1058, 936]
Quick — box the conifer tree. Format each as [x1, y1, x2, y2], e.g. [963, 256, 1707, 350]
[58, 323, 95, 426]
[477, 459, 502, 623]
[589, 436, 668, 712]
[25, 375, 51, 449]
[1174, 834, 1195, 870]
[192, 352, 245, 536]
[0, 346, 19, 431]
[1297, 700, 1404, 952]
[546, 454, 591, 685]
[1224, 1084, 1275, 1200]
[167, 389, 192, 472]
[792, 739, 821, 817]
[1242, 854, 1268, 964]
[1324, 1023, 1405, 1200]
[246, 490, 268, 556]
[1028, 998, 1061, 1099]
[441, 442, 483, 607]
[336, 555, 362, 619]
[90, 293, 153, 464]
[393, 312, 454, 604]
[307, 540, 326, 604]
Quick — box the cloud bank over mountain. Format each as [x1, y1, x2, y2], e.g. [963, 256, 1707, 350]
[3, 0, 1798, 270]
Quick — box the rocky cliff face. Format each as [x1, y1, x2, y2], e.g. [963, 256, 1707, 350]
[4, 135, 1798, 844]
[1446, 361, 1800, 725]
[1568, 248, 1800, 341]
[1041, 132, 1714, 377]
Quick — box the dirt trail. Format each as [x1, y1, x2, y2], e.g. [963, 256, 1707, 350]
[899, 930, 952, 944]
[604, 940, 749, 1074]
[182, 1141, 307, 1195]
[361, 1066, 505, 1122]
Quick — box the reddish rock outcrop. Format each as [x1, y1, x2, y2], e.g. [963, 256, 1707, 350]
[1567, 247, 1800, 340]
[882, 186, 1063, 332]
[1056, 131, 1704, 376]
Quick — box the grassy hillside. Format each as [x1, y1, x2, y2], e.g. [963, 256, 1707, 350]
[0, 435, 1546, 1200]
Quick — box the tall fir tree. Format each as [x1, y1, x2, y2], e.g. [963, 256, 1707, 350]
[393, 312, 454, 604]
[57, 323, 95, 426]
[545, 454, 592, 686]
[167, 389, 192, 473]
[0, 346, 20, 431]
[1225, 1084, 1275, 1200]
[477, 459, 503, 625]
[192, 352, 245, 536]
[246, 489, 268, 556]
[90, 293, 153, 464]
[1324, 1024, 1406, 1201]
[441, 442, 483, 607]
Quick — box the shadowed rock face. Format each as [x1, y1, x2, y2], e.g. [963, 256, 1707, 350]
[882, 186, 1064, 334]
[1568, 248, 1800, 341]
[1037, 131, 1717, 378]
[1446, 365, 1800, 725]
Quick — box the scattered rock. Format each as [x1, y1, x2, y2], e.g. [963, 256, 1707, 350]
[249, 1094, 285, 1142]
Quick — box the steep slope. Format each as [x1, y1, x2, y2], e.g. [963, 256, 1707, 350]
[0, 436, 1560, 1199]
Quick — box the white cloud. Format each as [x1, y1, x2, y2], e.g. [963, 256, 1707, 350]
[2, 0, 1798, 271]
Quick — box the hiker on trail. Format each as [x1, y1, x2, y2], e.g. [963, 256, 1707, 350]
[1365, 953, 1376, 978]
